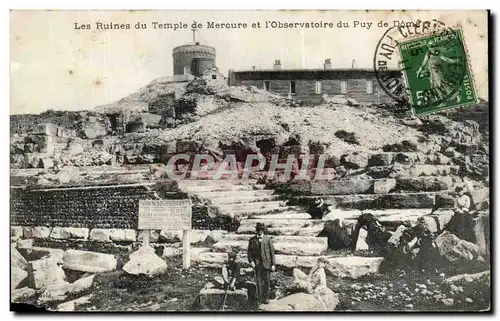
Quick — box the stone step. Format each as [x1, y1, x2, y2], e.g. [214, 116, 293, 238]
[249, 212, 313, 220]
[221, 234, 325, 243]
[289, 192, 441, 209]
[191, 252, 383, 279]
[216, 200, 286, 212]
[237, 219, 325, 236]
[181, 184, 266, 193]
[362, 165, 460, 179]
[177, 179, 258, 186]
[277, 177, 453, 196]
[217, 205, 295, 218]
[240, 209, 454, 236]
[368, 152, 448, 166]
[212, 235, 328, 256]
[195, 189, 275, 199]
[209, 195, 282, 205]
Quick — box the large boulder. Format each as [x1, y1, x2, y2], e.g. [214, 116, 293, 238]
[435, 231, 482, 263]
[31, 254, 67, 289]
[123, 246, 167, 277]
[260, 288, 339, 311]
[63, 250, 117, 273]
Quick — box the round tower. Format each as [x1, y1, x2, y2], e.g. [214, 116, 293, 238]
[172, 42, 216, 77]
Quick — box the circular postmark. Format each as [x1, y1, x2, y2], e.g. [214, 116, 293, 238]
[373, 19, 469, 114]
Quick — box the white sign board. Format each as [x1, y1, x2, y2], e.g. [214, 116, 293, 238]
[138, 199, 192, 231]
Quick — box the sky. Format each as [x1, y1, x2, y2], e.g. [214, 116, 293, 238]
[10, 10, 488, 114]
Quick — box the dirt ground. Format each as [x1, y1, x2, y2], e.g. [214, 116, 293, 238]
[69, 256, 490, 312]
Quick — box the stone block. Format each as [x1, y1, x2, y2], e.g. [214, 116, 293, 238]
[396, 177, 453, 192]
[327, 257, 383, 279]
[31, 255, 67, 289]
[417, 216, 439, 233]
[89, 229, 112, 242]
[373, 179, 396, 194]
[50, 227, 89, 240]
[199, 288, 248, 310]
[22, 226, 52, 239]
[206, 230, 228, 243]
[63, 250, 117, 273]
[11, 226, 23, 242]
[260, 289, 339, 311]
[56, 294, 93, 312]
[137, 230, 160, 243]
[24, 247, 65, 263]
[311, 179, 373, 195]
[109, 229, 137, 242]
[342, 153, 369, 169]
[16, 238, 34, 249]
[162, 247, 182, 258]
[368, 153, 393, 167]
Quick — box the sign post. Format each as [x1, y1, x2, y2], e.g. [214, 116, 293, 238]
[139, 199, 192, 269]
[182, 230, 190, 269]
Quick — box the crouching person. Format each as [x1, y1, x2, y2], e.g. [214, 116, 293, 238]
[214, 252, 241, 291]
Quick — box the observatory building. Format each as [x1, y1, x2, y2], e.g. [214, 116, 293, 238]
[172, 29, 217, 78]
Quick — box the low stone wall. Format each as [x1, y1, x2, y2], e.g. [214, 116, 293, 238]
[12, 225, 228, 255]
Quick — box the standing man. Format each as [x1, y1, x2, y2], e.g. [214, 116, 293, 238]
[247, 223, 276, 304]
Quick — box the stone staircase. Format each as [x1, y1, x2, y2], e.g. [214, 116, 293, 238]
[177, 151, 459, 279]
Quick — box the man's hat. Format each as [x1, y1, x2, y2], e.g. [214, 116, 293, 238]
[256, 222, 266, 232]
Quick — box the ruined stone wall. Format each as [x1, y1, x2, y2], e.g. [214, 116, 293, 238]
[10, 183, 235, 232]
[10, 111, 83, 135]
[10, 184, 168, 229]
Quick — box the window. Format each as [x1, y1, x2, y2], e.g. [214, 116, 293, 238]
[290, 81, 296, 94]
[315, 81, 322, 94]
[183, 66, 190, 75]
[340, 81, 347, 94]
[264, 81, 270, 91]
[366, 79, 373, 94]
[211, 75, 217, 80]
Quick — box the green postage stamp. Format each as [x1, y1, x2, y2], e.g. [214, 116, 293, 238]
[398, 29, 478, 116]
